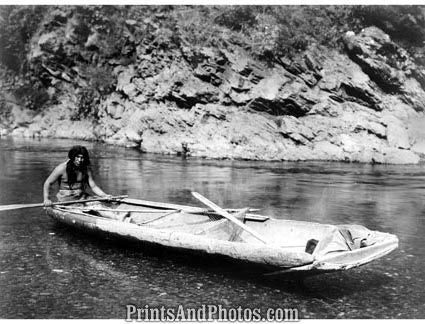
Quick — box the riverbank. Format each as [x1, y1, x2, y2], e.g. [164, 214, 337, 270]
[1, 7, 425, 164]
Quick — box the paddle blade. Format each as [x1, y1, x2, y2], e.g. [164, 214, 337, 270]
[0, 203, 43, 212]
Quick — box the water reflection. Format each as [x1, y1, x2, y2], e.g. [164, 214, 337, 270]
[0, 137, 424, 318]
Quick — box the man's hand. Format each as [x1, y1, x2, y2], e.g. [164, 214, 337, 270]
[43, 199, 53, 207]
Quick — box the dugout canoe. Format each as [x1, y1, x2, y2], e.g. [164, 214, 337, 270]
[45, 196, 399, 274]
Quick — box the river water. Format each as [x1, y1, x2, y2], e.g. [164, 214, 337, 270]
[0, 137, 424, 319]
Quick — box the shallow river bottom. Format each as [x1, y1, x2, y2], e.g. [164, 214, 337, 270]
[0, 137, 424, 318]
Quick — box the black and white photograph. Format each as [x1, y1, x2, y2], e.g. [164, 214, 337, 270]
[0, 2, 424, 320]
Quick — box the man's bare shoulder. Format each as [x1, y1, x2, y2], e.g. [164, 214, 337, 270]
[54, 161, 68, 173]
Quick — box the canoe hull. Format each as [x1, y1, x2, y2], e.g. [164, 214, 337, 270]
[46, 207, 314, 270]
[45, 197, 399, 275]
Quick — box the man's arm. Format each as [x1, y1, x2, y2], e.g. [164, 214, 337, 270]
[43, 165, 63, 206]
[87, 170, 108, 197]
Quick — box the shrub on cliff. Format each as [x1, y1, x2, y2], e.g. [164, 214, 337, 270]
[73, 6, 137, 59]
[72, 88, 100, 121]
[0, 94, 12, 122]
[355, 6, 425, 46]
[214, 6, 257, 32]
[84, 64, 116, 96]
[0, 6, 44, 72]
[353, 6, 425, 63]
[179, 5, 424, 62]
[271, 6, 359, 58]
[178, 6, 359, 61]
[0, 6, 55, 111]
[13, 82, 50, 111]
[72, 64, 116, 120]
[174, 6, 225, 47]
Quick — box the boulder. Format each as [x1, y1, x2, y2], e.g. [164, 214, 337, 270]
[386, 122, 410, 149]
[251, 72, 288, 100]
[366, 121, 386, 138]
[250, 79, 316, 116]
[192, 47, 226, 86]
[194, 64, 223, 86]
[411, 141, 425, 155]
[400, 78, 425, 112]
[194, 104, 228, 121]
[10, 127, 26, 137]
[312, 141, 345, 161]
[106, 127, 143, 147]
[382, 148, 420, 164]
[121, 83, 138, 98]
[0, 128, 8, 137]
[116, 66, 136, 96]
[225, 69, 252, 92]
[175, 76, 220, 107]
[228, 90, 251, 105]
[278, 116, 314, 145]
[222, 48, 250, 74]
[105, 103, 125, 119]
[337, 134, 360, 154]
[10, 105, 34, 127]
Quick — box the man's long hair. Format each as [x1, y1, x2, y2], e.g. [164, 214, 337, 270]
[66, 145, 91, 189]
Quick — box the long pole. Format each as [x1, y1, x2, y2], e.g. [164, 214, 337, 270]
[0, 195, 128, 212]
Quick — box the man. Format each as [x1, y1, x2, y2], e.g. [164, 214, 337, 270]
[43, 145, 110, 206]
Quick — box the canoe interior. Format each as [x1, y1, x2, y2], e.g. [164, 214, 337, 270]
[54, 201, 330, 250]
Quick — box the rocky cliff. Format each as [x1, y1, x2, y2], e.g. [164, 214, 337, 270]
[1, 7, 425, 164]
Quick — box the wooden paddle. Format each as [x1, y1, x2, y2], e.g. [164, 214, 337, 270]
[57, 206, 178, 213]
[0, 195, 128, 212]
[191, 192, 268, 244]
[122, 198, 260, 213]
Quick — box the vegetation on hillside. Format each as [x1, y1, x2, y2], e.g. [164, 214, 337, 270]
[1, 5, 424, 113]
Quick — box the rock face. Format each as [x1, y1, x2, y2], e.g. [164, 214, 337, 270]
[1, 12, 425, 165]
[343, 27, 425, 111]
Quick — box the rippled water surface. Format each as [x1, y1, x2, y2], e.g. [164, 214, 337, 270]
[0, 137, 424, 318]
